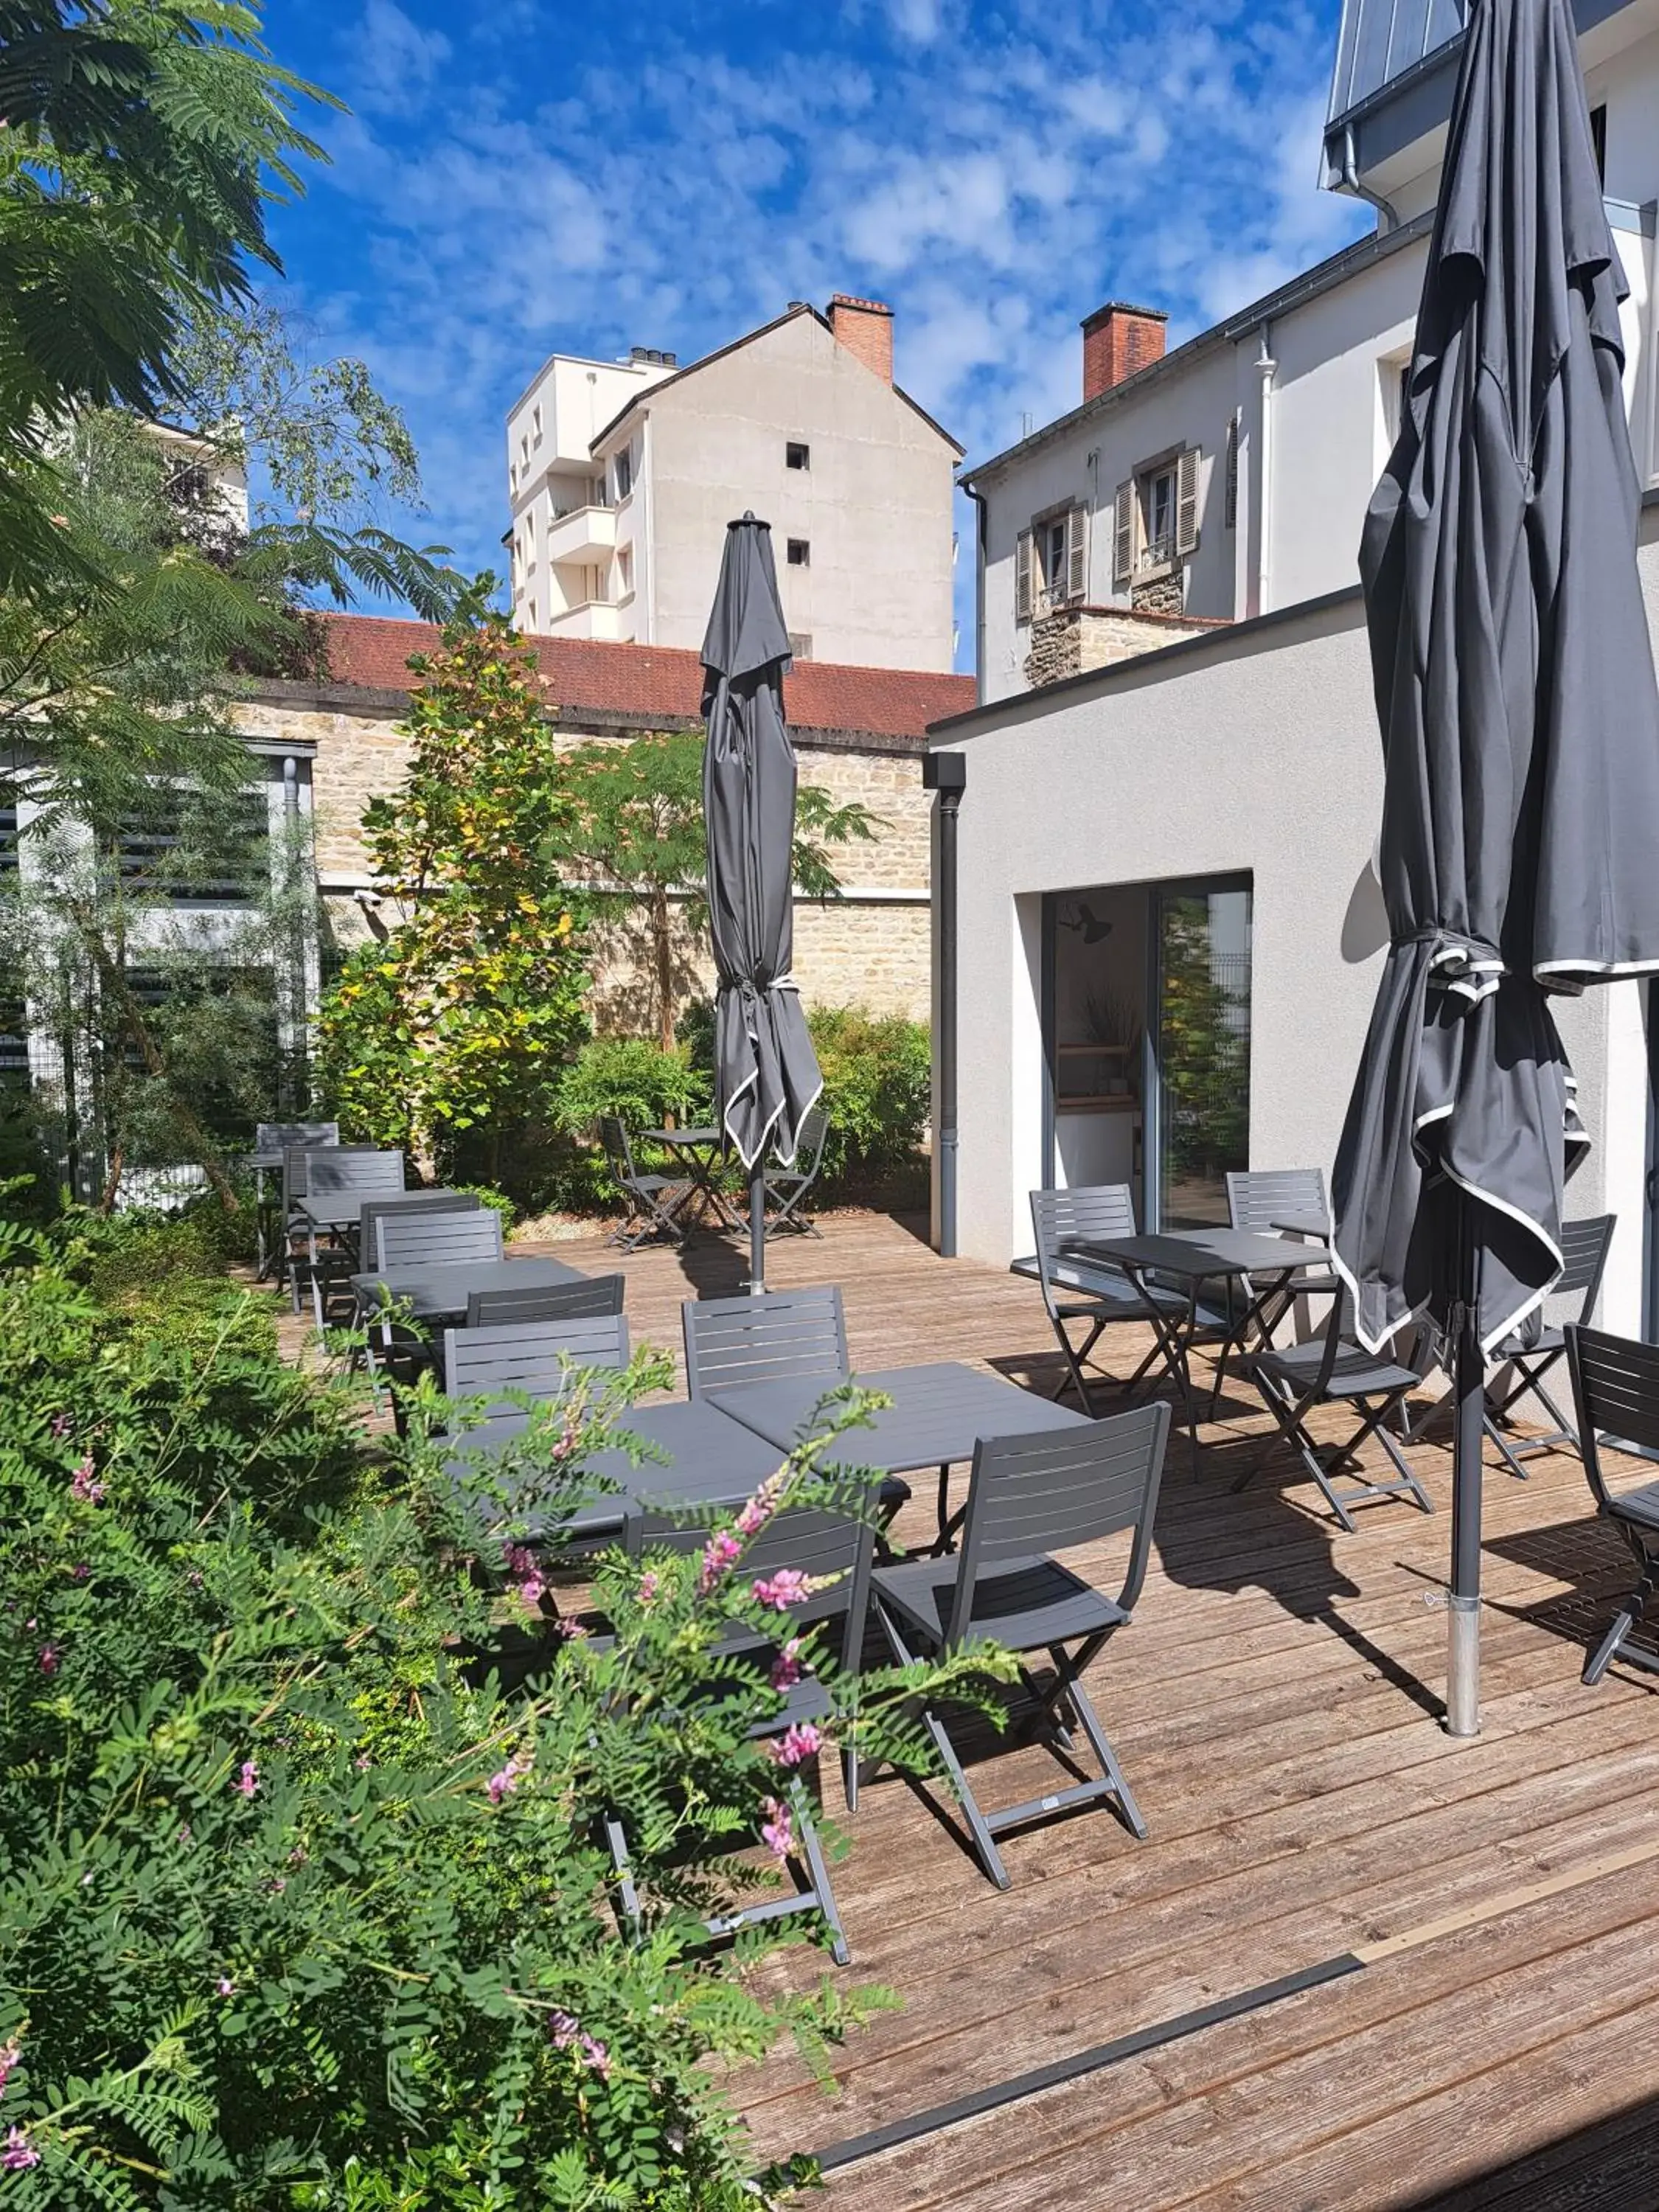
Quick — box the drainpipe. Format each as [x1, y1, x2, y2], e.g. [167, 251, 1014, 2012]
[1337, 123, 1401, 234]
[960, 478, 987, 701]
[923, 749, 966, 1256]
[1253, 325, 1277, 619]
[281, 755, 304, 1110]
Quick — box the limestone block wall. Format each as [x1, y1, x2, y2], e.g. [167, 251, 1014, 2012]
[237, 687, 932, 1023]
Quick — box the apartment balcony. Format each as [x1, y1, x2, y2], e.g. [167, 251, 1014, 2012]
[544, 599, 622, 641]
[546, 503, 616, 565]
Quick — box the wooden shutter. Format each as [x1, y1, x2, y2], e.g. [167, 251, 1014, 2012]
[1065, 505, 1088, 601]
[1015, 528, 1033, 622]
[1223, 417, 1239, 530]
[1176, 447, 1201, 554]
[1113, 481, 1133, 585]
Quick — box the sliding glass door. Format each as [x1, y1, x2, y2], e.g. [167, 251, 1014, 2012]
[1148, 879, 1253, 1228]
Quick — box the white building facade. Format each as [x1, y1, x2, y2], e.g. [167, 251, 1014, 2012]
[934, 0, 1659, 1342]
[506, 298, 961, 672]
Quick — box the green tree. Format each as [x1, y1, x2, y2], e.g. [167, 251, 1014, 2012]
[314, 599, 592, 1173]
[1158, 900, 1250, 1186]
[552, 728, 880, 1051]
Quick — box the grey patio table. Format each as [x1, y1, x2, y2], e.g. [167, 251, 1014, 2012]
[709, 1359, 1091, 1551]
[442, 1397, 787, 1545]
[352, 1255, 587, 1326]
[1060, 1228, 1332, 1471]
[639, 1125, 743, 1230]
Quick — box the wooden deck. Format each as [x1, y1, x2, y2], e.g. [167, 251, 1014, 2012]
[516, 1213, 1659, 2205]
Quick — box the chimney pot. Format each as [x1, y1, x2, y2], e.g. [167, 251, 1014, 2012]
[827, 291, 894, 384]
[1081, 301, 1167, 402]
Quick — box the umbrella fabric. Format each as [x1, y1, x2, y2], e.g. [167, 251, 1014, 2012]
[1333, 0, 1659, 1355]
[701, 517, 823, 1169]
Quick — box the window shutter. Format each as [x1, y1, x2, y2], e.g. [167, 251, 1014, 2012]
[1015, 528, 1033, 623]
[1223, 417, 1239, 530]
[1176, 447, 1201, 555]
[1065, 505, 1087, 601]
[1113, 481, 1133, 585]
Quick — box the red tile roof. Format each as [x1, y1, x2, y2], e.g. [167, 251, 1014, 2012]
[316, 613, 974, 745]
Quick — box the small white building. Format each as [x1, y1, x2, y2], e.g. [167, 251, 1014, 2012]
[505, 298, 961, 672]
[933, 0, 1659, 1340]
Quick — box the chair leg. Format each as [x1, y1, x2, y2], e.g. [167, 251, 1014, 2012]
[921, 1702, 1011, 1890]
[1484, 1409, 1532, 1481]
[1585, 1561, 1659, 1686]
[1065, 1677, 1148, 1842]
[789, 1775, 849, 1966]
[602, 1813, 641, 1939]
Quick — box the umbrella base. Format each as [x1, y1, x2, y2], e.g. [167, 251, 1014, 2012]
[1446, 1593, 1481, 1736]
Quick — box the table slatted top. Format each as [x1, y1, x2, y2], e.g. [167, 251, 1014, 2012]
[352, 1256, 585, 1319]
[710, 1360, 1088, 1475]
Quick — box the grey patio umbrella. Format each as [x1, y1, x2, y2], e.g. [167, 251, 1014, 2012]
[701, 513, 823, 1293]
[1332, 0, 1659, 1732]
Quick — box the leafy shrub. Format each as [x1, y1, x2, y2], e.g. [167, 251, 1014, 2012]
[451, 1182, 516, 1233]
[805, 1005, 931, 1203]
[0, 1202, 1001, 2205]
[553, 1037, 710, 1141]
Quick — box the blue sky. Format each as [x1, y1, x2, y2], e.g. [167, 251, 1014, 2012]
[263, 0, 1369, 662]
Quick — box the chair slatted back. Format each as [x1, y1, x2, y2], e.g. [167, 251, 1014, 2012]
[442, 1315, 632, 1408]
[950, 1402, 1170, 1645]
[599, 1116, 639, 1185]
[373, 1208, 501, 1273]
[1028, 1185, 1138, 1317]
[283, 1142, 383, 1209]
[1225, 1168, 1328, 1234]
[1568, 1324, 1659, 1515]
[259, 1120, 337, 1155]
[465, 1273, 624, 1328]
[1556, 1214, 1615, 1315]
[302, 1150, 406, 1202]
[632, 1496, 876, 1658]
[788, 1105, 830, 1176]
[682, 1287, 849, 1399]
[359, 1191, 478, 1260]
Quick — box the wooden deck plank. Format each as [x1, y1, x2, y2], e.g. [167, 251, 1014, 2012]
[489, 1213, 1659, 2203]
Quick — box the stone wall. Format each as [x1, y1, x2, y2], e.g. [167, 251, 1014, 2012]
[235, 685, 933, 1023]
[1023, 603, 1228, 689]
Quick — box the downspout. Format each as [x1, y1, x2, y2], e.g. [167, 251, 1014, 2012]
[1253, 324, 1277, 619]
[281, 755, 306, 1110]
[1337, 123, 1400, 233]
[923, 750, 965, 1255]
[960, 478, 987, 700]
[639, 408, 654, 644]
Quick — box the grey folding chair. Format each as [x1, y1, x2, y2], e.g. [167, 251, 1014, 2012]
[353, 1194, 481, 1390]
[372, 1207, 503, 1273]
[255, 1121, 336, 1278]
[288, 1148, 406, 1322]
[759, 1105, 830, 1239]
[1567, 1323, 1659, 1686]
[1225, 1167, 1338, 1314]
[1486, 1215, 1615, 1478]
[442, 1312, 633, 1412]
[599, 1116, 693, 1251]
[465, 1273, 625, 1328]
[611, 1492, 878, 1965]
[872, 1402, 1169, 1891]
[1243, 1285, 1432, 1531]
[1018, 1185, 1193, 1415]
[681, 1287, 911, 1526]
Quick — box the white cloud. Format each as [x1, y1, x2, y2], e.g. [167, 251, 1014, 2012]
[349, 0, 451, 116]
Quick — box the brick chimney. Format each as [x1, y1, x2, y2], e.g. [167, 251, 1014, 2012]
[827, 293, 894, 383]
[1082, 302, 1167, 402]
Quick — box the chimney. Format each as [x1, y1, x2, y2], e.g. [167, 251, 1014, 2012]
[1081, 302, 1167, 402]
[827, 292, 894, 384]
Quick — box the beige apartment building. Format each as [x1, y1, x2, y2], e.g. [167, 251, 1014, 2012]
[504, 296, 961, 672]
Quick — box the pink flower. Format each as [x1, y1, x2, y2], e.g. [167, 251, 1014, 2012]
[769, 1640, 804, 1691]
[734, 1468, 786, 1538]
[234, 1760, 259, 1799]
[771, 1722, 822, 1769]
[554, 1618, 588, 1641]
[0, 2039, 21, 2096]
[215, 1977, 235, 1997]
[487, 1747, 532, 1804]
[353, 1753, 372, 1771]
[176, 1824, 192, 1845]
[70, 1455, 105, 1505]
[547, 2011, 609, 2075]
[2, 2125, 38, 2171]
[697, 1531, 742, 1594]
[751, 1569, 810, 1613]
[70, 1562, 89, 1582]
[503, 1542, 545, 1607]
[50, 1413, 71, 1438]
[636, 1570, 661, 1607]
[36, 1645, 59, 1677]
[580, 2034, 611, 2077]
[761, 1798, 794, 1863]
[547, 2008, 579, 2046]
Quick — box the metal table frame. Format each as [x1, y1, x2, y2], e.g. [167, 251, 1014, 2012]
[639, 1126, 745, 1231]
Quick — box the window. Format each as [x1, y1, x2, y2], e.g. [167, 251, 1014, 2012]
[532, 403, 543, 442]
[104, 790, 269, 905]
[1590, 101, 1607, 185]
[787, 631, 813, 660]
[1014, 504, 1086, 623]
[527, 597, 538, 629]
[786, 441, 810, 470]
[1111, 448, 1200, 585]
[614, 445, 633, 500]
[1380, 349, 1413, 451]
[787, 538, 810, 566]
[519, 435, 529, 467]
[618, 547, 633, 596]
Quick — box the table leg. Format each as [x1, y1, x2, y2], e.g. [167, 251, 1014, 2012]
[1129, 1267, 1203, 1477]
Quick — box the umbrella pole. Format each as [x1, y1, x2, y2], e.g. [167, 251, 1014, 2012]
[748, 1155, 765, 1295]
[1447, 1198, 1484, 1736]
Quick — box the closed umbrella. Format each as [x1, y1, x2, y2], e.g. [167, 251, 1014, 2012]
[1332, 0, 1659, 1732]
[701, 513, 823, 1293]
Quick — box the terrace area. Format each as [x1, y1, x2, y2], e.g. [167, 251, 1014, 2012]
[487, 1208, 1659, 2211]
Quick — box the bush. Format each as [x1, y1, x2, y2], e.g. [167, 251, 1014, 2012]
[0, 1200, 1001, 2205]
[553, 1037, 710, 1141]
[806, 1005, 931, 1204]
